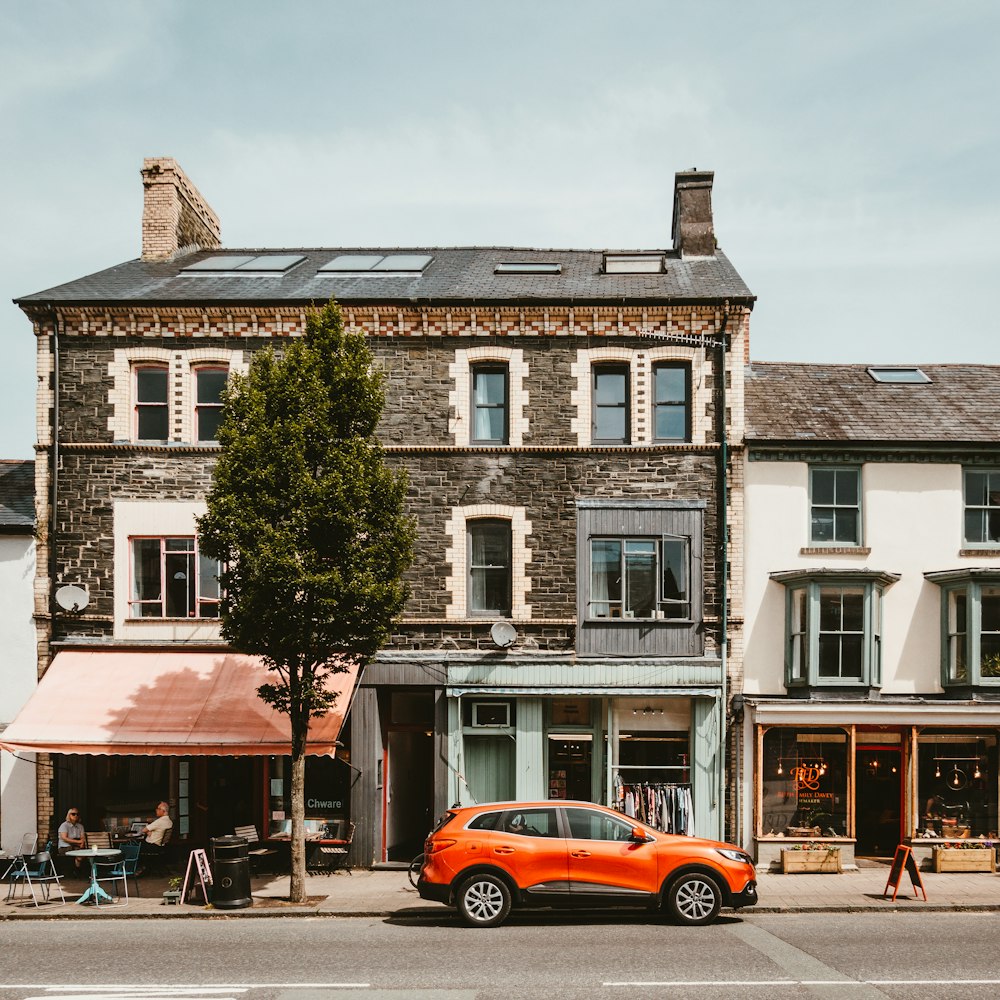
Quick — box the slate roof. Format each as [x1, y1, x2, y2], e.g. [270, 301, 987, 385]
[16, 247, 753, 308]
[0, 460, 35, 531]
[746, 363, 1000, 445]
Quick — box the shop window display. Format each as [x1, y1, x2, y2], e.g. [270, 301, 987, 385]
[760, 728, 848, 837]
[267, 755, 350, 839]
[916, 731, 998, 839]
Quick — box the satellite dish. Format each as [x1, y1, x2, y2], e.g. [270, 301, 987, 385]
[55, 585, 90, 613]
[490, 620, 517, 649]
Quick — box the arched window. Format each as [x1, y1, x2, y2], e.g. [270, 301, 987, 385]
[471, 363, 508, 445]
[467, 519, 512, 616]
[592, 363, 629, 444]
[194, 366, 228, 442]
[134, 365, 169, 441]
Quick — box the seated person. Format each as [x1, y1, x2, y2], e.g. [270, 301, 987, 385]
[58, 807, 87, 870]
[141, 801, 173, 853]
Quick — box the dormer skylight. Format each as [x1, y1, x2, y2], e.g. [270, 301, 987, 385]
[494, 262, 562, 274]
[867, 367, 931, 384]
[319, 254, 432, 273]
[182, 254, 305, 275]
[603, 252, 665, 274]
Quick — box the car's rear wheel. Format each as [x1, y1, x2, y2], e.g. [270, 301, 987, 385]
[666, 872, 722, 926]
[456, 873, 512, 927]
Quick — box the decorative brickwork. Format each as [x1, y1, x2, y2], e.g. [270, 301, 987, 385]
[141, 158, 221, 261]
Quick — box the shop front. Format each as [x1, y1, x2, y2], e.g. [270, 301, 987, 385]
[747, 701, 1000, 869]
[0, 649, 357, 853]
[446, 685, 723, 840]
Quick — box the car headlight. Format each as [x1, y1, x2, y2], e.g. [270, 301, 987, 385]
[716, 848, 754, 865]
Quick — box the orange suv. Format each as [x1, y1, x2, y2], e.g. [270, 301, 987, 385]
[417, 800, 757, 927]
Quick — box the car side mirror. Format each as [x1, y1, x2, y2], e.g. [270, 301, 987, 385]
[630, 827, 650, 843]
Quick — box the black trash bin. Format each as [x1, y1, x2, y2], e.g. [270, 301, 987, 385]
[210, 835, 252, 909]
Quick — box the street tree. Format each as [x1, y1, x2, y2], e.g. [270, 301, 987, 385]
[198, 299, 414, 901]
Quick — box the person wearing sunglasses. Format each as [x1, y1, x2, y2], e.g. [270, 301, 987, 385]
[58, 807, 87, 868]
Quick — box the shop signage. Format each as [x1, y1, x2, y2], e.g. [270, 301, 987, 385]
[883, 844, 927, 902]
[791, 765, 822, 791]
[306, 797, 343, 810]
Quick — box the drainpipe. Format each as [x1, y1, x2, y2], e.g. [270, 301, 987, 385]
[717, 301, 731, 843]
[48, 309, 60, 625]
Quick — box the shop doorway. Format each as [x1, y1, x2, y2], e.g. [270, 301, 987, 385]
[854, 745, 902, 857]
[205, 757, 254, 840]
[548, 735, 593, 801]
[385, 729, 434, 861]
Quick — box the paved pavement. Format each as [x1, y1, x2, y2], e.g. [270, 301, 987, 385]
[3, 864, 1000, 919]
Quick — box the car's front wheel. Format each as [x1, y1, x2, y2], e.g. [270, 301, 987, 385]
[456, 873, 512, 927]
[665, 872, 722, 926]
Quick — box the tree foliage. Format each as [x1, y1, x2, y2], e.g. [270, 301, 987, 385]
[197, 300, 413, 897]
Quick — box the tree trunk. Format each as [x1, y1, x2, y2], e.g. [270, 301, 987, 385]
[288, 747, 307, 903]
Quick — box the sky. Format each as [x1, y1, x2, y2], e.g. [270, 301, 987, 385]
[2, 0, 998, 458]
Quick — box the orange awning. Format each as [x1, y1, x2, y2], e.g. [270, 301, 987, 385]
[0, 650, 358, 756]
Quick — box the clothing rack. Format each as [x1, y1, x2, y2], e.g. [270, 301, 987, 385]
[612, 776, 694, 835]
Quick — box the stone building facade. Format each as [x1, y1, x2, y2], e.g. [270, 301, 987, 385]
[9, 159, 753, 865]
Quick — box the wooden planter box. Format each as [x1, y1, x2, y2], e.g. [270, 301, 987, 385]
[781, 849, 842, 874]
[932, 847, 995, 873]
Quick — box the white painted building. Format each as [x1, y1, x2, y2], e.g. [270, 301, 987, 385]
[0, 460, 37, 854]
[741, 364, 1000, 868]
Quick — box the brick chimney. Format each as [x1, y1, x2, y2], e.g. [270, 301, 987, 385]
[671, 169, 715, 257]
[140, 157, 221, 261]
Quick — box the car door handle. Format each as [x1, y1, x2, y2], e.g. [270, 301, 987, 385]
[571, 850, 592, 859]
[494, 846, 515, 855]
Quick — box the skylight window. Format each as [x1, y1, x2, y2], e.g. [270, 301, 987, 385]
[318, 254, 432, 273]
[494, 262, 562, 274]
[867, 367, 931, 384]
[182, 254, 304, 274]
[603, 253, 665, 274]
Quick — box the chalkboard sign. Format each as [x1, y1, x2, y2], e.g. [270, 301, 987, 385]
[883, 844, 927, 902]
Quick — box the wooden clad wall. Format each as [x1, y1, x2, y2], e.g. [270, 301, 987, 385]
[576, 500, 706, 657]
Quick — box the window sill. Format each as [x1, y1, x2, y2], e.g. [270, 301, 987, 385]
[799, 546, 871, 556]
[584, 618, 695, 625]
[959, 548, 1000, 557]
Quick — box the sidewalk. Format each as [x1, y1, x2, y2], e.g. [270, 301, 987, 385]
[5, 864, 1000, 919]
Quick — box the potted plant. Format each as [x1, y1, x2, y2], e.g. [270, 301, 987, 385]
[162, 875, 183, 905]
[781, 841, 843, 874]
[932, 839, 996, 872]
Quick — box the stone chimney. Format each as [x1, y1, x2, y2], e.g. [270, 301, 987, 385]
[671, 169, 715, 257]
[140, 157, 221, 261]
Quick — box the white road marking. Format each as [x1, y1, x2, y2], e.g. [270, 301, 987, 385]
[604, 980, 1000, 988]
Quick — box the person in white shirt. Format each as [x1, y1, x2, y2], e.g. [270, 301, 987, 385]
[143, 801, 173, 847]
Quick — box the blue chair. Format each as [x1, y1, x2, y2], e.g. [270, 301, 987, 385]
[95, 841, 141, 904]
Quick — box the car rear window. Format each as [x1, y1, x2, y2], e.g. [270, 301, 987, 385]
[467, 811, 502, 831]
[501, 808, 560, 837]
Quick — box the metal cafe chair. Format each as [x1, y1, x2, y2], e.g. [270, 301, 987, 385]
[2, 833, 38, 882]
[10, 845, 67, 907]
[95, 841, 142, 904]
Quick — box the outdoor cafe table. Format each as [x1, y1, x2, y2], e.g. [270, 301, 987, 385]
[65, 848, 122, 905]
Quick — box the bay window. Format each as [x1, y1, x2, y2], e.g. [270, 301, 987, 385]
[927, 569, 1000, 688]
[773, 570, 897, 689]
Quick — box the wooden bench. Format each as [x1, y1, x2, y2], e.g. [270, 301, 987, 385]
[234, 825, 279, 873]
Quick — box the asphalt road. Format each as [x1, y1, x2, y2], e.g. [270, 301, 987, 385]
[2, 911, 1000, 1000]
